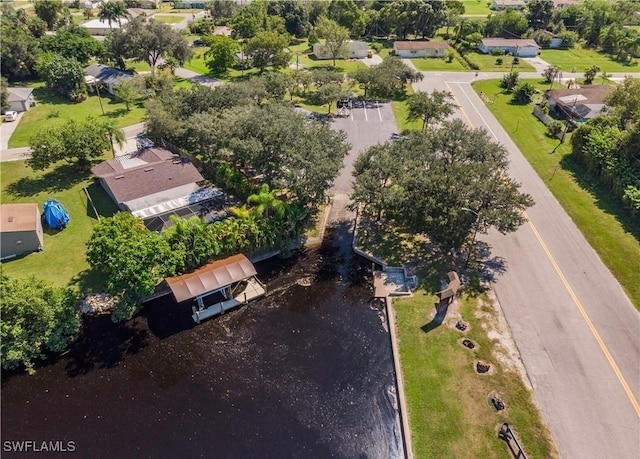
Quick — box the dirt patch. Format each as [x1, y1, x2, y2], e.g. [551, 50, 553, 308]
[80, 293, 115, 315]
[475, 290, 532, 390]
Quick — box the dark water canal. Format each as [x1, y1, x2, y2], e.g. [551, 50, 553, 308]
[1, 222, 403, 459]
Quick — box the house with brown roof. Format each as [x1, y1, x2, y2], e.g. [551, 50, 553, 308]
[0, 203, 44, 260]
[479, 38, 540, 57]
[91, 147, 206, 216]
[544, 85, 614, 123]
[393, 41, 449, 58]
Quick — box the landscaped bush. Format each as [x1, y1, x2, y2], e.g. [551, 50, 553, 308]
[546, 120, 564, 138]
[490, 48, 505, 56]
[495, 57, 503, 65]
[371, 42, 383, 53]
[558, 31, 578, 48]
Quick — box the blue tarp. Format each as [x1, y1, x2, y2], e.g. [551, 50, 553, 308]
[42, 198, 69, 229]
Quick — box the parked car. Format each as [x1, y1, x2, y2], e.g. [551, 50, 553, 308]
[4, 111, 17, 122]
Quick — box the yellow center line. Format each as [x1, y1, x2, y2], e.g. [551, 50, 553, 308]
[444, 81, 640, 417]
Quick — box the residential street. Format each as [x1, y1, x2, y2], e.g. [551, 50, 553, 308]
[413, 74, 639, 459]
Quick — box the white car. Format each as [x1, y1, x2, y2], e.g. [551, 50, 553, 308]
[4, 111, 17, 122]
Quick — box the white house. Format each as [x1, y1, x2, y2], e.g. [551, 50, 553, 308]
[479, 38, 540, 57]
[7, 87, 35, 112]
[536, 30, 563, 48]
[553, 0, 580, 8]
[312, 40, 369, 60]
[492, 0, 525, 10]
[393, 41, 449, 58]
[81, 17, 129, 35]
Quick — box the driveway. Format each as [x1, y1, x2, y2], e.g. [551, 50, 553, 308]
[0, 112, 24, 150]
[174, 67, 222, 87]
[522, 55, 553, 73]
[413, 75, 640, 459]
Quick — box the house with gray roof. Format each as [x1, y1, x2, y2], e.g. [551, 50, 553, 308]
[7, 87, 35, 112]
[84, 64, 134, 95]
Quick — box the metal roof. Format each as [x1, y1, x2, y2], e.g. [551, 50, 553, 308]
[166, 254, 258, 303]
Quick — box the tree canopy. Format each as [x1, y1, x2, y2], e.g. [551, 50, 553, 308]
[352, 120, 534, 252]
[315, 16, 350, 67]
[245, 30, 291, 72]
[28, 117, 114, 170]
[112, 18, 192, 73]
[407, 90, 458, 131]
[86, 213, 182, 322]
[36, 52, 87, 101]
[1, 275, 80, 372]
[203, 35, 240, 73]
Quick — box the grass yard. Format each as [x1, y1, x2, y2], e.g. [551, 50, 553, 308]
[472, 79, 640, 310]
[395, 292, 557, 458]
[462, 0, 492, 15]
[154, 14, 187, 24]
[354, 221, 556, 458]
[8, 83, 146, 148]
[0, 160, 118, 290]
[410, 54, 468, 72]
[465, 51, 536, 71]
[183, 48, 263, 82]
[540, 45, 639, 73]
[296, 54, 367, 73]
[391, 85, 424, 133]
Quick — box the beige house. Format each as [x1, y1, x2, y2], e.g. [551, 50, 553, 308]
[0, 203, 44, 260]
[393, 41, 449, 58]
[492, 0, 525, 9]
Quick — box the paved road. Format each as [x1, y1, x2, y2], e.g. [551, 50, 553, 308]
[413, 74, 640, 459]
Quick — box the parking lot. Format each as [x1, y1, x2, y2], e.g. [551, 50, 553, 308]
[331, 99, 398, 194]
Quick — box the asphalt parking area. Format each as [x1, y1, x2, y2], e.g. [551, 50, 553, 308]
[330, 99, 398, 193]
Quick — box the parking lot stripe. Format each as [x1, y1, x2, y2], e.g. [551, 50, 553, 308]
[377, 100, 382, 121]
[363, 103, 368, 121]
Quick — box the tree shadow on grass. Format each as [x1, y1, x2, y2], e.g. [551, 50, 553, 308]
[62, 315, 149, 377]
[5, 163, 89, 197]
[559, 154, 640, 241]
[356, 217, 508, 297]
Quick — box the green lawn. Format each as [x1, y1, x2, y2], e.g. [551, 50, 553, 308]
[391, 85, 423, 133]
[472, 79, 640, 310]
[540, 45, 640, 73]
[296, 54, 367, 73]
[154, 14, 186, 24]
[1, 160, 118, 290]
[354, 220, 556, 458]
[410, 53, 468, 72]
[395, 292, 557, 458]
[8, 83, 146, 148]
[462, 0, 492, 15]
[465, 51, 536, 71]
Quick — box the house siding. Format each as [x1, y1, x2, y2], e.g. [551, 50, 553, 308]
[479, 43, 538, 57]
[1, 227, 43, 259]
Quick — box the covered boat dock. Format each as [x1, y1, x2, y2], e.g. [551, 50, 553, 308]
[165, 254, 266, 324]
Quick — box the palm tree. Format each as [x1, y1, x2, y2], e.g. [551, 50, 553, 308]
[98, 1, 128, 29]
[247, 184, 284, 218]
[100, 120, 125, 158]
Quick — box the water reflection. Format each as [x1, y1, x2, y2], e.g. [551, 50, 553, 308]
[1, 224, 403, 459]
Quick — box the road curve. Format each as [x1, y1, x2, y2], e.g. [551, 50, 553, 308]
[413, 73, 639, 459]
